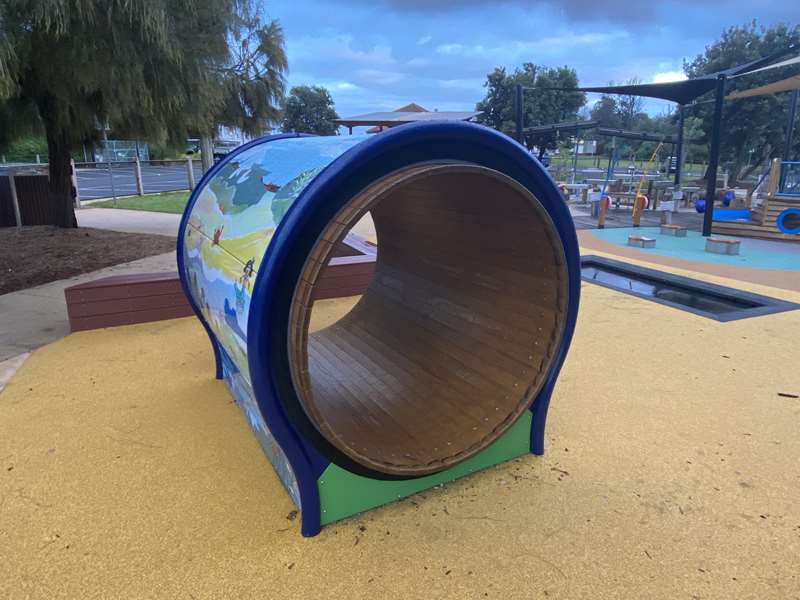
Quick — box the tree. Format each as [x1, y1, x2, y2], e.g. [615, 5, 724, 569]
[199, 17, 287, 171]
[0, 1, 287, 226]
[476, 63, 586, 154]
[589, 96, 621, 129]
[588, 95, 620, 155]
[615, 77, 646, 130]
[685, 21, 800, 184]
[281, 86, 340, 135]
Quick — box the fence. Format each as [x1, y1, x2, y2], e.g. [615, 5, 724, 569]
[93, 140, 150, 162]
[74, 158, 204, 202]
[0, 167, 53, 227]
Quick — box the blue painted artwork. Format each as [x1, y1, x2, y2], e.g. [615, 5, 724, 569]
[181, 135, 367, 509]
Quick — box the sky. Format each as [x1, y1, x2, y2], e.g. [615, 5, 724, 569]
[264, 0, 797, 122]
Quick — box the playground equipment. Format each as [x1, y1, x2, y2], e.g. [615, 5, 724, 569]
[596, 149, 620, 229]
[631, 142, 663, 227]
[660, 224, 687, 237]
[705, 237, 741, 255]
[177, 122, 580, 536]
[722, 190, 734, 207]
[712, 159, 800, 242]
[627, 235, 656, 248]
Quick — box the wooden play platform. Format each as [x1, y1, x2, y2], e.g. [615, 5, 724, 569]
[712, 159, 800, 242]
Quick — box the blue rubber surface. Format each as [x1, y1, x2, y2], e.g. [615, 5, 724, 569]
[589, 227, 800, 272]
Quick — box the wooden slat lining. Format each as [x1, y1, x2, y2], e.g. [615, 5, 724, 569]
[288, 164, 568, 476]
[366, 269, 558, 361]
[376, 241, 562, 319]
[318, 311, 501, 437]
[309, 327, 495, 463]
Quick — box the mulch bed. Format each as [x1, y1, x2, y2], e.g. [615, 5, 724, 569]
[0, 226, 176, 295]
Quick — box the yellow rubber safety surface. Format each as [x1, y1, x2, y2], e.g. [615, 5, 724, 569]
[1, 256, 800, 599]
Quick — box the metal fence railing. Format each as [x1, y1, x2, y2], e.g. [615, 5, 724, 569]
[73, 158, 204, 202]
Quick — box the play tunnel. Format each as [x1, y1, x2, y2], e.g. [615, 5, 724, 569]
[177, 122, 580, 536]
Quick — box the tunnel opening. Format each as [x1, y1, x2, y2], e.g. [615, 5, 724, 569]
[288, 163, 569, 478]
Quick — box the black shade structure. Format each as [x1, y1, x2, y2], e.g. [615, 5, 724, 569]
[524, 120, 690, 144]
[525, 120, 598, 135]
[574, 54, 791, 104]
[572, 47, 797, 235]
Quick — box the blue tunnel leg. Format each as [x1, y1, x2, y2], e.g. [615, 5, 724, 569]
[529, 387, 554, 456]
[210, 336, 223, 380]
[301, 514, 322, 538]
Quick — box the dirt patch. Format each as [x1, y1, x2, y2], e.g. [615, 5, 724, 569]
[0, 226, 176, 295]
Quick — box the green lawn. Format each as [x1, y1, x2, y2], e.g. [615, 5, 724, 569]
[548, 155, 706, 173]
[91, 191, 190, 214]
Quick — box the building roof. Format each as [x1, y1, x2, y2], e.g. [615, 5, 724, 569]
[393, 102, 428, 113]
[335, 110, 480, 128]
[364, 103, 431, 133]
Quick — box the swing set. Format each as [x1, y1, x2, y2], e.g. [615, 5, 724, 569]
[597, 139, 665, 228]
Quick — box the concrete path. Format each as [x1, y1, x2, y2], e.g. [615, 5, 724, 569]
[76, 207, 181, 237]
[0, 251, 177, 366]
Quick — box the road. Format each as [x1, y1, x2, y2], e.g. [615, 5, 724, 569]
[76, 162, 205, 200]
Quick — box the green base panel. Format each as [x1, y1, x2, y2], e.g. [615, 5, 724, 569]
[317, 411, 533, 525]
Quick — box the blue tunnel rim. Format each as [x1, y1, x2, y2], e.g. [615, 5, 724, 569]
[178, 121, 581, 536]
[776, 208, 800, 235]
[249, 121, 581, 476]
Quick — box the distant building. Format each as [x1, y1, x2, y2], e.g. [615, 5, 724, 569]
[366, 103, 429, 134]
[335, 103, 480, 135]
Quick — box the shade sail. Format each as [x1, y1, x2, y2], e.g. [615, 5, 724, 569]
[576, 50, 796, 104]
[727, 74, 800, 99]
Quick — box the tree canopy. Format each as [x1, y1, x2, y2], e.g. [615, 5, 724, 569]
[0, 0, 287, 226]
[685, 21, 800, 184]
[281, 85, 340, 135]
[475, 63, 585, 153]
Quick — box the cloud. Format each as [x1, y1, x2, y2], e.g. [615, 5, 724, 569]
[288, 33, 396, 67]
[379, 0, 660, 22]
[435, 30, 629, 60]
[439, 78, 485, 90]
[356, 68, 406, 85]
[406, 57, 431, 67]
[652, 71, 688, 83]
[270, 0, 798, 125]
[330, 81, 361, 92]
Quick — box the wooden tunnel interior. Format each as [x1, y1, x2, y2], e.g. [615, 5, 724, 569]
[289, 163, 569, 477]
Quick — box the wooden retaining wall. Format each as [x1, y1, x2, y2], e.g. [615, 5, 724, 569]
[65, 235, 377, 332]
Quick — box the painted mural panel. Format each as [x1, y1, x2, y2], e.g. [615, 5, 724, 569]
[181, 135, 368, 510]
[181, 135, 365, 380]
[219, 347, 301, 508]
